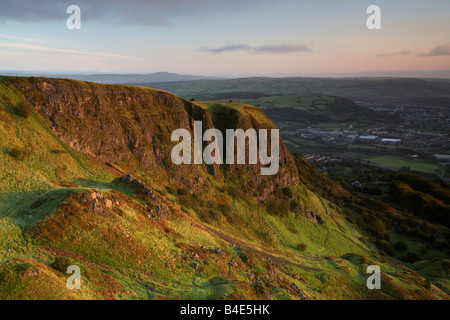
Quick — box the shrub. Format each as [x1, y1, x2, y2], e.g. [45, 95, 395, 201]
[51, 149, 66, 154]
[166, 186, 177, 195]
[291, 198, 301, 208]
[177, 187, 189, 196]
[9, 147, 31, 161]
[316, 215, 324, 224]
[375, 240, 396, 256]
[199, 208, 222, 224]
[394, 241, 408, 251]
[265, 198, 290, 217]
[226, 185, 243, 199]
[52, 256, 75, 273]
[372, 218, 387, 239]
[296, 243, 307, 252]
[218, 203, 239, 224]
[400, 252, 420, 263]
[424, 278, 432, 290]
[218, 203, 232, 215]
[281, 186, 295, 198]
[16, 101, 33, 118]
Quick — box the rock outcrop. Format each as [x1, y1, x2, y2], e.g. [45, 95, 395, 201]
[8, 77, 300, 199]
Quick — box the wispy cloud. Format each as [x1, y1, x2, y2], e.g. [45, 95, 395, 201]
[0, 0, 261, 26]
[377, 50, 411, 58]
[0, 34, 43, 43]
[419, 43, 450, 57]
[200, 43, 312, 54]
[0, 42, 140, 60]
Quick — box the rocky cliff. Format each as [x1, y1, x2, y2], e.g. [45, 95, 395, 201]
[8, 77, 299, 199]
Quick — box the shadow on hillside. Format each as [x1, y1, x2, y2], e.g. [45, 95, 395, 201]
[0, 188, 74, 228]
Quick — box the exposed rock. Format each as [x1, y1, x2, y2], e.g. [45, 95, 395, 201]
[24, 268, 41, 277]
[12, 78, 300, 199]
[300, 210, 318, 223]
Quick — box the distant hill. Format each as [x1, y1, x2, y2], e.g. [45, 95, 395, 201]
[238, 94, 393, 127]
[0, 71, 223, 84]
[145, 77, 450, 106]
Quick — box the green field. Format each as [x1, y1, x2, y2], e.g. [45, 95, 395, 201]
[365, 156, 444, 175]
[147, 77, 450, 106]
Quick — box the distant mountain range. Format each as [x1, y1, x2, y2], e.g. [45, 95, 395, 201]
[0, 71, 225, 84]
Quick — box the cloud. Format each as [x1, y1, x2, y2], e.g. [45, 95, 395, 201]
[200, 43, 312, 54]
[377, 50, 411, 58]
[0, 34, 43, 43]
[0, 42, 140, 60]
[419, 43, 450, 57]
[0, 0, 262, 26]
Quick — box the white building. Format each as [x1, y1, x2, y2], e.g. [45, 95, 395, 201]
[381, 138, 401, 145]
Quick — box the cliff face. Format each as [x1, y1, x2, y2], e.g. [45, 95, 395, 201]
[9, 77, 299, 197]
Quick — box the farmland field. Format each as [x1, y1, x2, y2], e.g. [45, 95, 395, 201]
[364, 156, 444, 175]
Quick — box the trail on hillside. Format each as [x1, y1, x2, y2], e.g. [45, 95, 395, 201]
[316, 194, 371, 254]
[87, 155, 324, 272]
[200, 223, 323, 272]
[160, 194, 324, 272]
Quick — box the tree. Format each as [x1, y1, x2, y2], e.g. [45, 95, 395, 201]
[372, 218, 387, 239]
[16, 101, 32, 118]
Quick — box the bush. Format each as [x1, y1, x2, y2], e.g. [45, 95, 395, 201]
[372, 218, 387, 239]
[52, 256, 75, 273]
[424, 278, 432, 290]
[218, 203, 239, 224]
[316, 215, 324, 224]
[375, 240, 396, 256]
[199, 208, 222, 224]
[51, 149, 66, 154]
[265, 198, 290, 217]
[218, 203, 232, 215]
[9, 147, 31, 161]
[394, 241, 408, 251]
[166, 186, 177, 195]
[296, 243, 307, 252]
[16, 101, 33, 118]
[400, 252, 420, 263]
[281, 186, 295, 198]
[226, 185, 243, 199]
[177, 187, 189, 196]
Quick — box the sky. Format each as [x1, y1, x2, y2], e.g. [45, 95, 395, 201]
[0, 0, 449, 77]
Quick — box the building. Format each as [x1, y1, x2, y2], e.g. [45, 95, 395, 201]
[359, 135, 378, 141]
[352, 181, 362, 188]
[381, 138, 401, 145]
[434, 154, 450, 162]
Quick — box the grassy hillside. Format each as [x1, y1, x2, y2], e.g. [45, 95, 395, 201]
[0, 77, 448, 300]
[242, 94, 389, 127]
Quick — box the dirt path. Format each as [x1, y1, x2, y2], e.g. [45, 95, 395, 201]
[202, 224, 323, 272]
[84, 154, 124, 177]
[159, 196, 324, 272]
[86, 157, 325, 273]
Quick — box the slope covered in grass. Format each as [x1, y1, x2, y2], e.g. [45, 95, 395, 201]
[0, 76, 447, 300]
